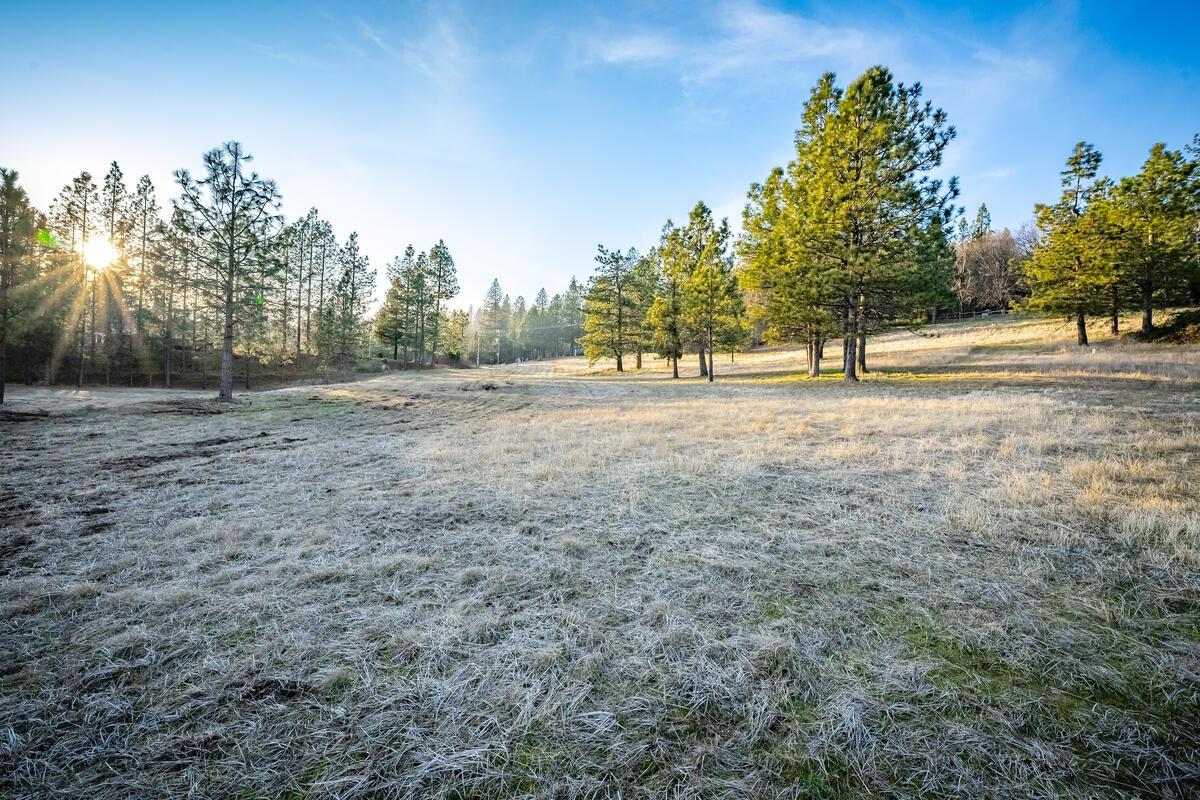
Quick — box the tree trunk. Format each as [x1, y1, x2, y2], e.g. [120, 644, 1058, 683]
[857, 331, 867, 374]
[671, 354, 679, 379]
[615, 352, 623, 372]
[636, 350, 642, 370]
[219, 270, 235, 401]
[698, 347, 708, 377]
[843, 304, 859, 382]
[1110, 286, 1119, 335]
[429, 301, 440, 367]
[0, 269, 7, 404]
[1076, 312, 1088, 346]
[297, 261, 304, 359]
[89, 280, 96, 363]
[77, 315, 85, 387]
[706, 333, 714, 383]
[810, 336, 822, 378]
[1142, 287, 1154, 333]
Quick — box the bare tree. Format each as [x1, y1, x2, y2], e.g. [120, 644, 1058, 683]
[955, 228, 1027, 309]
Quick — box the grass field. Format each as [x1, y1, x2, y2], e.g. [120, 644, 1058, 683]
[3, 314, 1199, 798]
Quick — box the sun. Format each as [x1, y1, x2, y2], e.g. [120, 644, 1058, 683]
[81, 238, 118, 269]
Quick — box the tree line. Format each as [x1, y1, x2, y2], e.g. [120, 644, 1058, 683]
[580, 66, 954, 382]
[376, 274, 586, 368]
[1024, 139, 1200, 343]
[0, 141, 463, 403]
[580, 204, 746, 381]
[577, 66, 1200, 381]
[5, 76, 1197, 400]
[461, 278, 586, 365]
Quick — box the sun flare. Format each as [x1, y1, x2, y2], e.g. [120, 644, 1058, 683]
[81, 238, 118, 269]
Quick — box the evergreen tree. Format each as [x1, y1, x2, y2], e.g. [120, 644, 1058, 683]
[970, 203, 992, 239]
[374, 270, 406, 360]
[480, 278, 506, 364]
[443, 309, 470, 362]
[905, 220, 958, 322]
[739, 168, 838, 376]
[562, 277, 584, 356]
[511, 295, 527, 360]
[739, 67, 957, 379]
[0, 169, 36, 403]
[175, 141, 282, 401]
[801, 68, 957, 381]
[426, 240, 458, 365]
[1024, 142, 1111, 345]
[1102, 143, 1197, 332]
[627, 248, 661, 369]
[648, 222, 686, 377]
[50, 172, 101, 386]
[580, 245, 635, 370]
[128, 175, 160, 350]
[680, 216, 741, 382]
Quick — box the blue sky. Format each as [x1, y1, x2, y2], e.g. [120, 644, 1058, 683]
[2, 1, 1197, 307]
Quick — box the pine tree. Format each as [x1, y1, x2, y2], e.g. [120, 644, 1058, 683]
[970, 204, 992, 239]
[627, 248, 661, 369]
[580, 246, 635, 370]
[680, 217, 742, 382]
[739, 168, 837, 376]
[375, 261, 407, 360]
[329, 232, 374, 367]
[653, 203, 732, 377]
[1102, 143, 1197, 332]
[443, 309, 470, 362]
[480, 278, 506, 364]
[0, 169, 36, 404]
[739, 68, 956, 380]
[426, 240, 458, 365]
[175, 141, 282, 401]
[128, 175, 160, 352]
[1024, 142, 1112, 345]
[50, 172, 101, 386]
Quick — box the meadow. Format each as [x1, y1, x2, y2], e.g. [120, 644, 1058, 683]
[2, 314, 1198, 798]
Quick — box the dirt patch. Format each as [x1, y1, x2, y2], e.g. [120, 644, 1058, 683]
[239, 676, 314, 702]
[0, 409, 50, 422]
[146, 400, 228, 416]
[0, 494, 38, 529]
[105, 434, 290, 471]
[179, 434, 261, 448]
[0, 532, 34, 568]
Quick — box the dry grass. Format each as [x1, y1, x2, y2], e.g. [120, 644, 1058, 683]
[2, 314, 1199, 799]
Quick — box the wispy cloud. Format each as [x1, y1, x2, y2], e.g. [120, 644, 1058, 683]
[354, 17, 402, 60]
[352, 14, 471, 84]
[583, 1, 890, 85]
[591, 33, 680, 65]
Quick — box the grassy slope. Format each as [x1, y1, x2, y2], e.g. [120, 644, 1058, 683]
[2, 314, 1198, 799]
